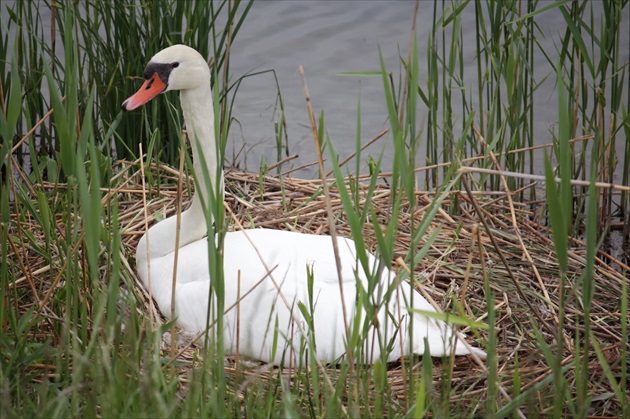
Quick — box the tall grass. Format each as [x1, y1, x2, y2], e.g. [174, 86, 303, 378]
[1, 0, 629, 417]
[424, 1, 629, 214]
[4, 0, 253, 171]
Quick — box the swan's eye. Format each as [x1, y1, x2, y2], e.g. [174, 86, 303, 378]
[171, 62, 179, 68]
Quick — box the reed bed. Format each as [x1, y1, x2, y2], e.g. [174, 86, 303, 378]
[4, 157, 627, 416]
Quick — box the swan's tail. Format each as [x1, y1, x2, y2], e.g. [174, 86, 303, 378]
[452, 330, 487, 359]
[410, 312, 487, 359]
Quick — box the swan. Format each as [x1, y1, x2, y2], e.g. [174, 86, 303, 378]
[122, 44, 485, 365]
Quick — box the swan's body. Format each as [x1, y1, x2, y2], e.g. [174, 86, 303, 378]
[123, 45, 485, 365]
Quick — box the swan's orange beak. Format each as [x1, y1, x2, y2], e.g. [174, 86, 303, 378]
[121, 73, 167, 112]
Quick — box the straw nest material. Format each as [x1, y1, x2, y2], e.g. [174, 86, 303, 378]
[10, 159, 629, 416]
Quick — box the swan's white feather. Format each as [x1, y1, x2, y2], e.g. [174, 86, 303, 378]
[125, 44, 485, 365]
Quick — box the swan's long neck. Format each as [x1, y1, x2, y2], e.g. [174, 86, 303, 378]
[137, 80, 220, 261]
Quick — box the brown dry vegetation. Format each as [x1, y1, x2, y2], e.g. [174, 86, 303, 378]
[6, 159, 627, 416]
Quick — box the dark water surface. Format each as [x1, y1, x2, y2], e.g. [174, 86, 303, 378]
[2, 1, 628, 180]
[228, 1, 629, 179]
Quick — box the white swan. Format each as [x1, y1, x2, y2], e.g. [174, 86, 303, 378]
[122, 44, 485, 365]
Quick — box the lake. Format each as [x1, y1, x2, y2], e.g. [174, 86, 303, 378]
[227, 1, 629, 179]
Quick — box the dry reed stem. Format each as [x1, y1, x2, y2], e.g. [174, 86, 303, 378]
[460, 166, 630, 192]
[473, 126, 560, 344]
[299, 64, 358, 408]
[359, 135, 595, 182]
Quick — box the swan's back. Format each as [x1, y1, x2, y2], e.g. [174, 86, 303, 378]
[137, 228, 482, 364]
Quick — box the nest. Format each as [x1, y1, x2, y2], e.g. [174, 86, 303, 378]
[7, 159, 628, 417]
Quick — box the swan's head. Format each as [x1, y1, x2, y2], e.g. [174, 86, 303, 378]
[122, 44, 210, 112]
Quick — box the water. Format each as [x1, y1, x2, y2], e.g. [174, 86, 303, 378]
[228, 1, 629, 179]
[228, 1, 417, 175]
[3, 1, 627, 180]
